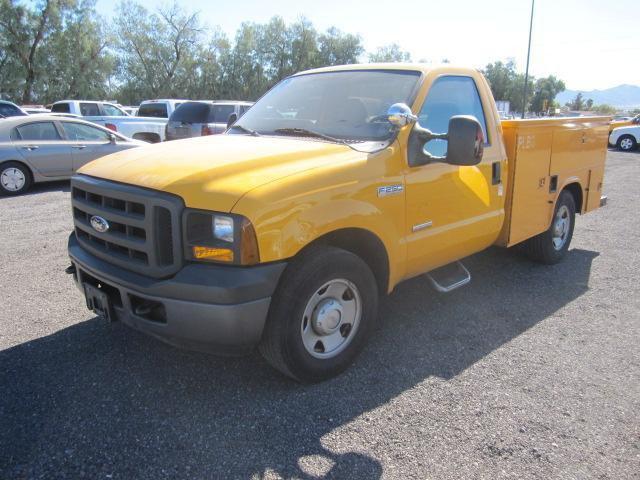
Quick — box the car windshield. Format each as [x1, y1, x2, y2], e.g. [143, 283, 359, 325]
[233, 69, 421, 144]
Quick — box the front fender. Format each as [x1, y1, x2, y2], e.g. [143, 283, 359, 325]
[232, 160, 407, 290]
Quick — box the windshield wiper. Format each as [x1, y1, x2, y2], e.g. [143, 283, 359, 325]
[228, 124, 260, 136]
[273, 127, 349, 145]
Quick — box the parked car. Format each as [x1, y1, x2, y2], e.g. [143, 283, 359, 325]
[137, 99, 187, 119]
[0, 115, 144, 195]
[51, 100, 167, 143]
[0, 100, 28, 118]
[165, 101, 253, 141]
[66, 64, 609, 382]
[609, 124, 639, 151]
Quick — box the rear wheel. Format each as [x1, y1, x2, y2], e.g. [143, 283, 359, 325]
[259, 246, 378, 383]
[0, 161, 32, 196]
[617, 135, 637, 152]
[522, 190, 576, 264]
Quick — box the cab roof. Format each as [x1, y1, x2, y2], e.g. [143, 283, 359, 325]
[293, 63, 478, 77]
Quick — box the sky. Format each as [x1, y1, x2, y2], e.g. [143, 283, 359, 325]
[96, 0, 640, 91]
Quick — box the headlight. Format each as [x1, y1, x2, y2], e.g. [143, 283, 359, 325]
[183, 210, 259, 265]
[213, 215, 234, 242]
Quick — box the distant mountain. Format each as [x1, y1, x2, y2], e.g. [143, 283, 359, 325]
[556, 84, 640, 109]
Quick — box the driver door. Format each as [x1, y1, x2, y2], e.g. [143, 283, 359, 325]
[404, 74, 505, 277]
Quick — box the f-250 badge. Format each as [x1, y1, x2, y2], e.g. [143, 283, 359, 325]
[377, 184, 404, 197]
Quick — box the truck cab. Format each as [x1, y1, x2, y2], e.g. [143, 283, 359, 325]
[67, 64, 608, 382]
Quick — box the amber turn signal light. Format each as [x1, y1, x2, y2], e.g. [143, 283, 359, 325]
[192, 246, 234, 262]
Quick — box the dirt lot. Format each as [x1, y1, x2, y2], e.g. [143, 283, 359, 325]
[1, 150, 639, 479]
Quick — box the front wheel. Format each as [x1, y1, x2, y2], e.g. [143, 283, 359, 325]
[0, 161, 32, 196]
[617, 135, 637, 152]
[259, 246, 378, 383]
[522, 190, 576, 264]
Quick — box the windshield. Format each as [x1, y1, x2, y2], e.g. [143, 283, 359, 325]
[234, 70, 421, 143]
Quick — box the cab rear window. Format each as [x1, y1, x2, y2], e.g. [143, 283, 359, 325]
[51, 103, 71, 113]
[138, 103, 168, 118]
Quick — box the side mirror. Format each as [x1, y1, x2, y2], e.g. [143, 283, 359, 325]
[386, 103, 418, 127]
[408, 115, 484, 167]
[108, 133, 117, 144]
[226, 112, 238, 130]
[445, 116, 484, 166]
[368, 103, 417, 128]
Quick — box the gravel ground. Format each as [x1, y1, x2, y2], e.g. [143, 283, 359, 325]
[1, 150, 639, 479]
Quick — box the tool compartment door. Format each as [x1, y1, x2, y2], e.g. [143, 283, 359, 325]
[506, 129, 554, 246]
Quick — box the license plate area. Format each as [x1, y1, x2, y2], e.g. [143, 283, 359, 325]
[84, 283, 115, 322]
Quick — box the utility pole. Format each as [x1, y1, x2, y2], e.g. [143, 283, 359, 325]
[522, 0, 535, 119]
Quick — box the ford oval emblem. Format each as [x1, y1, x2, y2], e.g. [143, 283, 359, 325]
[90, 215, 110, 233]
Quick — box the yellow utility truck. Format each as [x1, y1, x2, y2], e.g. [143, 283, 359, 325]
[66, 64, 609, 382]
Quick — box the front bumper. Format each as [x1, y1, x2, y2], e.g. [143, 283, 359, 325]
[68, 233, 286, 355]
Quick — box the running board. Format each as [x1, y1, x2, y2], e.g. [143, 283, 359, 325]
[425, 261, 471, 293]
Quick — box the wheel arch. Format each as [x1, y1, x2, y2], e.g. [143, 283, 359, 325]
[296, 227, 390, 295]
[561, 181, 583, 214]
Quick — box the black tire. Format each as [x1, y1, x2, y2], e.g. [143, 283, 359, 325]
[0, 161, 32, 196]
[259, 245, 378, 383]
[617, 134, 637, 152]
[523, 190, 576, 264]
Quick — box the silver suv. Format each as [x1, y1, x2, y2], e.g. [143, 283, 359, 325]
[165, 101, 253, 141]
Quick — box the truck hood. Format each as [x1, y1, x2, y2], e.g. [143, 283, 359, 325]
[78, 134, 364, 211]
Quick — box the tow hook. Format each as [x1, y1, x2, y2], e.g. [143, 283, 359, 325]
[65, 264, 76, 275]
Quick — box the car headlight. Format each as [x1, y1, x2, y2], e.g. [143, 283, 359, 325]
[183, 210, 259, 265]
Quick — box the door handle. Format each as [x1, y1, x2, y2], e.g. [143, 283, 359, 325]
[492, 161, 501, 185]
[72, 145, 87, 149]
[22, 145, 39, 151]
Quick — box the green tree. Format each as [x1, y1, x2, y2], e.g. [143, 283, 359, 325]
[529, 75, 566, 114]
[114, 0, 204, 102]
[368, 44, 411, 63]
[317, 27, 362, 67]
[482, 60, 535, 114]
[0, 0, 114, 103]
[566, 92, 586, 111]
[593, 104, 617, 115]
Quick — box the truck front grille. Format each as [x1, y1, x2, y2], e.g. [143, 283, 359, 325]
[71, 175, 183, 278]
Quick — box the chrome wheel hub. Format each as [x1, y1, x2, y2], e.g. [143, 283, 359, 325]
[1, 167, 26, 192]
[301, 279, 361, 359]
[552, 205, 570, 250]
[620, 138, 633, 150]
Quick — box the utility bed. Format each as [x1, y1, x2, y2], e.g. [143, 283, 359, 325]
[497, 116, 610, 247]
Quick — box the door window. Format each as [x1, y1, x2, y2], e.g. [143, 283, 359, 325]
[62, 122, 110, 141]
[79, 102, 101, 116]
[102, 104, 127, 116]
[13, 122, 61, 141]
[418, 76, 489, 157]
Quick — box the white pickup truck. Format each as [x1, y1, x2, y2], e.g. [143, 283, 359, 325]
[50, 100, 167, 143]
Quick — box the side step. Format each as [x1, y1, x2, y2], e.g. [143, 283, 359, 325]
[425, 261, 471, 293]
